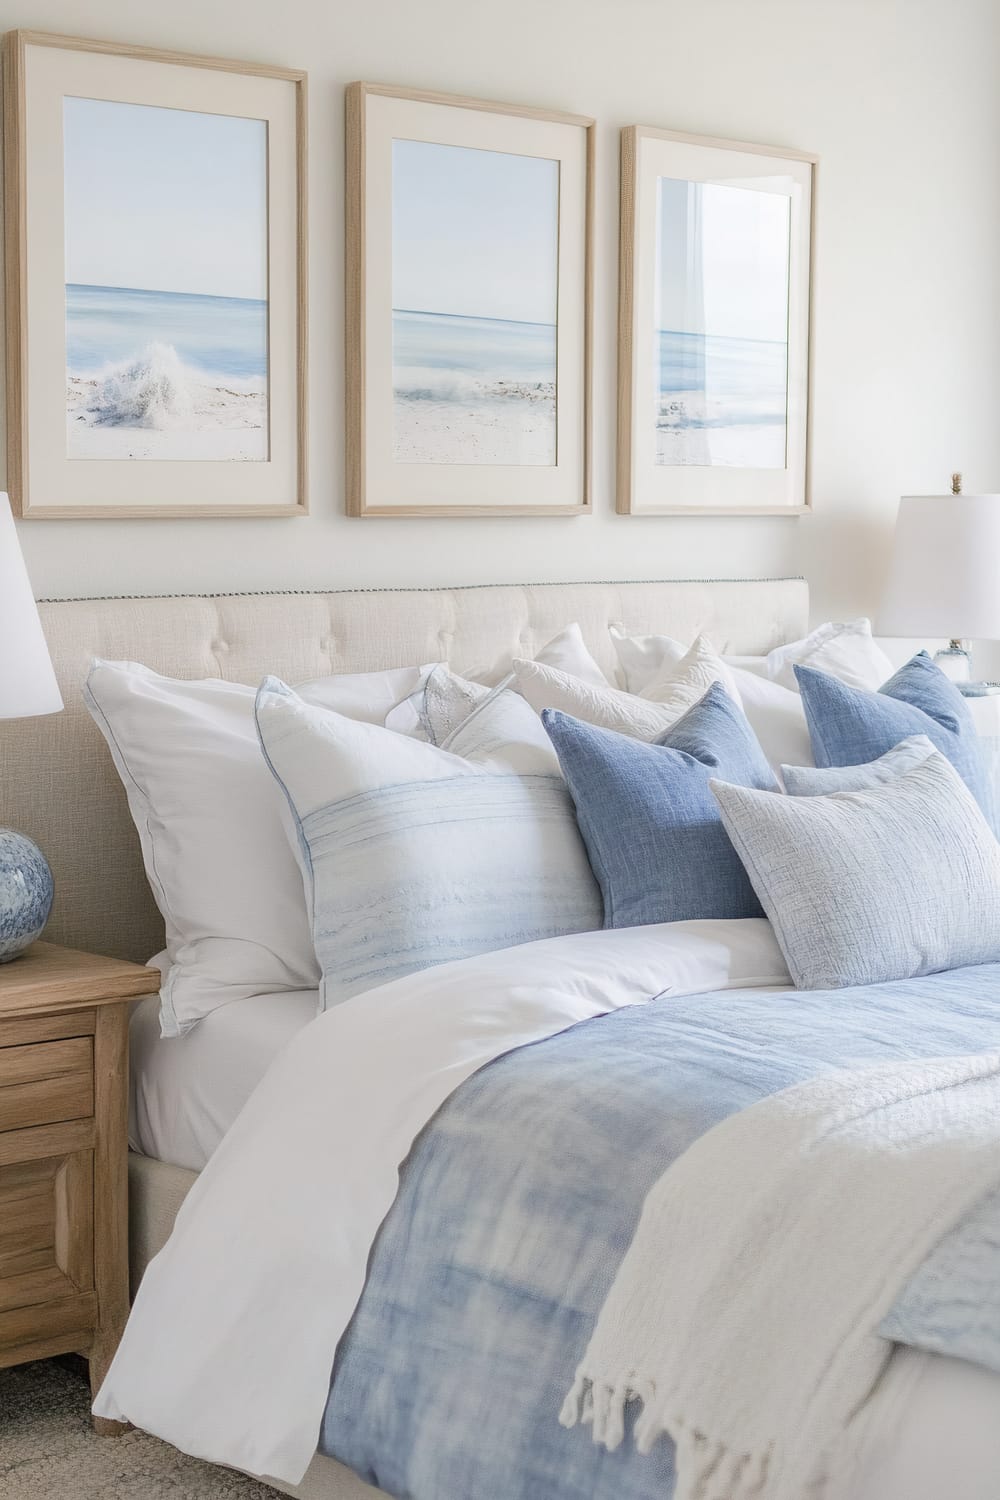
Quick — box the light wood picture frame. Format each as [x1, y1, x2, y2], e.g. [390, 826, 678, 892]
[346, 82, 593, 517]
[4, 30, 308, 518]
[618, 125, 816, 517]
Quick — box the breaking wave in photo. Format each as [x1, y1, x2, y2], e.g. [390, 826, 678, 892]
[85, 342, 193, 430]
[83, 343, 265, 430]
[65, 283, 269, 460]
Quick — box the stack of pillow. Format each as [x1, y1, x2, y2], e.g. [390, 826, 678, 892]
[85, 617, 1000, 1040]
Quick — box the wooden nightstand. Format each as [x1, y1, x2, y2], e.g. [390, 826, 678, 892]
[0, 941, 159, 1433]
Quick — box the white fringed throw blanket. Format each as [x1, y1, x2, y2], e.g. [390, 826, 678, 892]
[560, 1051, 1000, 1500]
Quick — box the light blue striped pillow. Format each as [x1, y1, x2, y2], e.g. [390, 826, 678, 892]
[255, 677, 603, 1010]
[781, 734, 935, 795]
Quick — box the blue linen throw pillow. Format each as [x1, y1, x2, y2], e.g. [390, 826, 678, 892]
[795, 652, 993, 822]
[542, 683, 778, 928]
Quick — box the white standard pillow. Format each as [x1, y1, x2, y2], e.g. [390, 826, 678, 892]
[255, 677, 602, 1010]
[764, 619, 894, 693]
[84, 659, 440, 1035]
[512, 636, 737, 741]
[723, 668, 812, 776]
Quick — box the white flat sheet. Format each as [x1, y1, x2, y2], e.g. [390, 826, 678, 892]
[129, 989, 319, 1171]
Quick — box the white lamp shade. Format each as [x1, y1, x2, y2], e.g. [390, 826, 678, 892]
[0, 492, 63, 718]
[879, 492, 1000, 640]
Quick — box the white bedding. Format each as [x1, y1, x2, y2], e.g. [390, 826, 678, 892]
[102, 921, 1000, 1500]
[96, 918, 791, 1481]
[129, 989, 319, 1171]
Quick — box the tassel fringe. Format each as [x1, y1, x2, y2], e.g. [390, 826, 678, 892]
[561, 1370, 773, 1500]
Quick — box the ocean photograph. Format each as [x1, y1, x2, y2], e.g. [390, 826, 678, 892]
[654, 176, 790, 468]
[392, 139, 558, 466]
[63, 98, 269, 461]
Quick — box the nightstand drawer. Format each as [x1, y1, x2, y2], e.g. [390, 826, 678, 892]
[0, 1038, 93, 1132]
[0, 1145, 94, 1333]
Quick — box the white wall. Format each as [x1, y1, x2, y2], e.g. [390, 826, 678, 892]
[8, 0, 1000, 639]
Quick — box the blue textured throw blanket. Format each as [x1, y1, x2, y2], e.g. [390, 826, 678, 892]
[320, 965, 1000, 1499]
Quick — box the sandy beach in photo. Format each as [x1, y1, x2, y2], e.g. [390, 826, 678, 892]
[655, 388, 786, 468]
[394, 379, 555, 465]
[391, 309, 557, 466]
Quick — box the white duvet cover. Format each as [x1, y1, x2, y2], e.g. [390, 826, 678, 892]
[96, 919, 790, 1481]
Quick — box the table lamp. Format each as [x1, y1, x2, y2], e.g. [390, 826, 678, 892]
[879, 474, 1000, 693]
[0, 491, 63, 961]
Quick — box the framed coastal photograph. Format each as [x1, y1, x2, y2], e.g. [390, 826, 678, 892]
[618, 126, 815, 516]
[4, 31, 307, 517]
[346, 83, 593, 516]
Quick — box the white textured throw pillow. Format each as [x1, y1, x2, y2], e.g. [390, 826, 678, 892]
[606, 623, 898, 777]
[255, 677, 602, 1011]
[84, 659, 440, 1035]
[711, 752, 1000, 989]
[610, 620, 894, 699]
[606, 626, 812, 773]
[512, 636, 735, 741]
[384, 622, 610, 739]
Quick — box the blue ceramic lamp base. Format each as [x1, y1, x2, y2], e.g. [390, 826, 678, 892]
[0, 828, 54, 962]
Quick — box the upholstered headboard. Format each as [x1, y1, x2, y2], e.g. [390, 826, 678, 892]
[0, 578, 807, 964]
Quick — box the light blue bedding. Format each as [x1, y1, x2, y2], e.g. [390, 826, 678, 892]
[320, 961, 1000, 1499]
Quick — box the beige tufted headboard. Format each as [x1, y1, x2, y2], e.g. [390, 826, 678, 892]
[0, 578, 807, 964]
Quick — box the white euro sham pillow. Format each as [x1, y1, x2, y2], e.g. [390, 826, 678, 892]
[84, 659, 440, 1035]
[512, 636, 735, 742]
[531, 622, 610, 686]
[255, 677, 602, 1010]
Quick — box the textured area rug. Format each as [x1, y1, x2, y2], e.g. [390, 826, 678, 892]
[0, 1360, 282, 1498]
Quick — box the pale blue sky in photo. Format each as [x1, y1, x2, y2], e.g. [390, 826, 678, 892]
[63, 97, 267, 301]
[392, 139, 559, 325]
[656, 177, 790, 343]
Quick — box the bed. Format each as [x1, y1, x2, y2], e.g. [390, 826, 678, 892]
[4, 578, 999, 1500]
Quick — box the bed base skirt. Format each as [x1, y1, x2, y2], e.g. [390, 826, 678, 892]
[127, 1150, 383, 1500]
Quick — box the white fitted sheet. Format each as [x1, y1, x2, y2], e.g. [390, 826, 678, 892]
[129, 989, 319, 1171]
